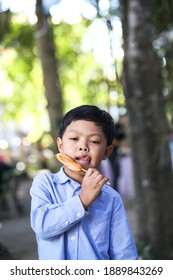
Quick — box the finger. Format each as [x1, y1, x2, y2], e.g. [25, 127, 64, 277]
[86, 168, 97, 176]
[97, 176, 109, 185]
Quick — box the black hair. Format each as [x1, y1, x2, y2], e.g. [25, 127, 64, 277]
[59, 105, 115, 146]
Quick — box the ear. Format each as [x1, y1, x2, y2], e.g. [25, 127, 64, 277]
[103, 145, 113, 160]
[57, 137, 63, 153]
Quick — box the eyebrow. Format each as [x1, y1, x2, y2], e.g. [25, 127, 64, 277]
[67, 129, 103, 137]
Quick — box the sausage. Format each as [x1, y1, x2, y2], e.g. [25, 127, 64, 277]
[55, 153, 86, 172]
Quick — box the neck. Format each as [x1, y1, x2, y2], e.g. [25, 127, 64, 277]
[64, 166, 85, 184]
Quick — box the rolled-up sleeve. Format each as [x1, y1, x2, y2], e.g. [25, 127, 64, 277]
[30, 175, 85, 240]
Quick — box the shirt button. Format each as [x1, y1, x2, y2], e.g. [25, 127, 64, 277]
[76, 212, 81, 217]
[71, 236, 76, 241]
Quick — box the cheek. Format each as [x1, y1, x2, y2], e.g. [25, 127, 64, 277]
[60, 139, 75, 153]
[94, 149, 106, 160]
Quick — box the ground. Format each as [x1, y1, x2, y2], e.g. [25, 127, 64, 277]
[0, 177, 37, 260]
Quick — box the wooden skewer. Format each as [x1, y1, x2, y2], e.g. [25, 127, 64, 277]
[80, 168, 87, 172]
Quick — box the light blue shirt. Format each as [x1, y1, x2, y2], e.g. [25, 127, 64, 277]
[30, 167, 138, 260]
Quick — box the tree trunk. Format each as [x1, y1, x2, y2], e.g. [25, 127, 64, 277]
[0, 10, 10, 41]
[120, 0, 173, 259]
[35, 0, 63, 147]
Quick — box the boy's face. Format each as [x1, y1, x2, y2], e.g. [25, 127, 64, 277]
[57, 120, 112, 180]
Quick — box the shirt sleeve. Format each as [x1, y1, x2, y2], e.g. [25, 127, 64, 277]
[109, 194, 138, 260]
[30, 175, 86, 240]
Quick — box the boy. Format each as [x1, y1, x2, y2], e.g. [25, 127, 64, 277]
[30, 105, 138, 260]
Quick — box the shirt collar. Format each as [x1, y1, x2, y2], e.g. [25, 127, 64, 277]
[53, 167, 107, 193]
[53, 167, 81, 189]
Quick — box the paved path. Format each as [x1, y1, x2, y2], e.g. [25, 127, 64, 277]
[0, 178, 37, 260]
[0, 215, 37, 260]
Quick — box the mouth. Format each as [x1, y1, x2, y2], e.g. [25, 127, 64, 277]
[75, 155, 91, 165]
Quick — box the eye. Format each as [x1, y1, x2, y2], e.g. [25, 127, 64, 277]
[90, 140, 100, 144]
[69, 137, 78, 141]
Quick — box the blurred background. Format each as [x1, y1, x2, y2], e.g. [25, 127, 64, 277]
[0, 0, 173, 260]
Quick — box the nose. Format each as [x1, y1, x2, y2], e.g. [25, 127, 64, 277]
[78, 142, 88, 152]
[79, 147, 88, 151]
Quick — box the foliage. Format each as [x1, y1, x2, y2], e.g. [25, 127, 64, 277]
[1, 1, 173, 135]
[0, 18, 47, 131]
[1, 10, 123, 135]
[137, 242, 153, 260]
[137, 241, 173, 260]
[53, 18, 123, 112]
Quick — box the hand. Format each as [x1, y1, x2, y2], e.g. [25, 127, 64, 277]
[79, 168, 109, 208]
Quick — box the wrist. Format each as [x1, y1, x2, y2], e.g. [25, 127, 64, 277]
[79, 194, 89, 209]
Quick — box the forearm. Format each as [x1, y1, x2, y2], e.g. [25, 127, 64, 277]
[30, 195, 85, 240]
